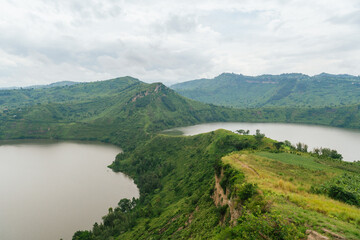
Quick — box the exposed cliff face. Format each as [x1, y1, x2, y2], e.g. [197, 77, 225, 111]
[212, 170, 240, 225]
[130, 83, 165, 103]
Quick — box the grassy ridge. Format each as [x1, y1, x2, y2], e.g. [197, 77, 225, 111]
[72, 130, 360, 239]
[223, 150, 360, 239]
[74, 130, 303, 239]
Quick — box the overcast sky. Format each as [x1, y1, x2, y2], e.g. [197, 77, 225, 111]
[0, 0, 359, 87]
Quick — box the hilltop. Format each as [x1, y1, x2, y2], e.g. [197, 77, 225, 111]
[171, 73, 360, 108]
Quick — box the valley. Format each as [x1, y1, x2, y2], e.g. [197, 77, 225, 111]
[0, 77, 359, 239]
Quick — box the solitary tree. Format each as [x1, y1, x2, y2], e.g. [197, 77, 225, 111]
[236, 129, 245, 135]
[254, 129, 265, 143]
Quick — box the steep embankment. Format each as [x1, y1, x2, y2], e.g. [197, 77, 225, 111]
[73, 130, 360, 239]
[172, 73, 360, 108]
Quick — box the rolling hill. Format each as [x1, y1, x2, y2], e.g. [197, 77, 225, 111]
[171, 73, 360, 108]
[0, 77, 247, 150]
[1, 76, 360, 151]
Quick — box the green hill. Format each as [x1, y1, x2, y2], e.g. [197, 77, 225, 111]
[0, 77, 246, 150]
[0, 76, 141, 109]
[171, 73, 360, 108]
[73, 130, 360, 239]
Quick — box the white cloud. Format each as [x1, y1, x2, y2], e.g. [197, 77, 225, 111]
[0, 0, 359, 87]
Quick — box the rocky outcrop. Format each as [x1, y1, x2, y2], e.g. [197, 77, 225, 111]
[212, 171, 241, 225]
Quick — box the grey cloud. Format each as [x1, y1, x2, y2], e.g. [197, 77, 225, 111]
[152, 14, 199, 35]
[0, 0, 360, 87]
[328, 10, 360, 25]
[164, 15, 198, 33]
[95, 42, 215, 82]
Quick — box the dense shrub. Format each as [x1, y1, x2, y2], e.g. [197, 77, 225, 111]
[238, 183, 258, 202]
[328, 186, 358, 206]
[72, 230, 94, 240]
[217, 211, 304, 240]
[312, 173, 360, 206]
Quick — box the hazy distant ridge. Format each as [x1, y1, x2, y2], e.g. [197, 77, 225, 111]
[0, 81, 79, 91]
[172, 73, 360, 108]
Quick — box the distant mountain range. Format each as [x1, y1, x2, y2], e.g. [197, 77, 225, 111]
[171, 73, 360, 108]
[0, 81, 79, 91]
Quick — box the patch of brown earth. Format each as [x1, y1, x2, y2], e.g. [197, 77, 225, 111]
[229, 154, 259, 176]
[212, 171, 241, 225]
[322, 228, 346, 240]
[306, 230, 329, 240]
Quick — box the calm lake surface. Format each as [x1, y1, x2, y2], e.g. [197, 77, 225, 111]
[169, 122, 360, 162]
[0, 141, 139, 240]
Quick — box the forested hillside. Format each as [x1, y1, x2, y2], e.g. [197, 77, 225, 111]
[73, 130, 360, 239]
[0, 77, 140, 109]
[172, 73, 360, 108]
[1, 76, 360, 152]
[0, 77, 246, 150]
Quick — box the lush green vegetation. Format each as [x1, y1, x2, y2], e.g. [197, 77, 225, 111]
[0, 77, 249, 150]
[1, 76, 359, 239]
[1, 76, 360, 151]
[72, 130, 360, 239]
[312, 173, 360, 207]
[222, 143, 360, 239]
[172, 72, 360, 108]
[228, 104, 360, 129]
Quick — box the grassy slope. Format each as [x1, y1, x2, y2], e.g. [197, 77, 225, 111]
[172, 73, 360, 108]
[222, 150, 360, 239]
[73, 130, 360, 240]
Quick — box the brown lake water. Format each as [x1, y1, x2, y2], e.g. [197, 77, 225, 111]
[168, 122, 360, 162]
[0, 141, 139, 240]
